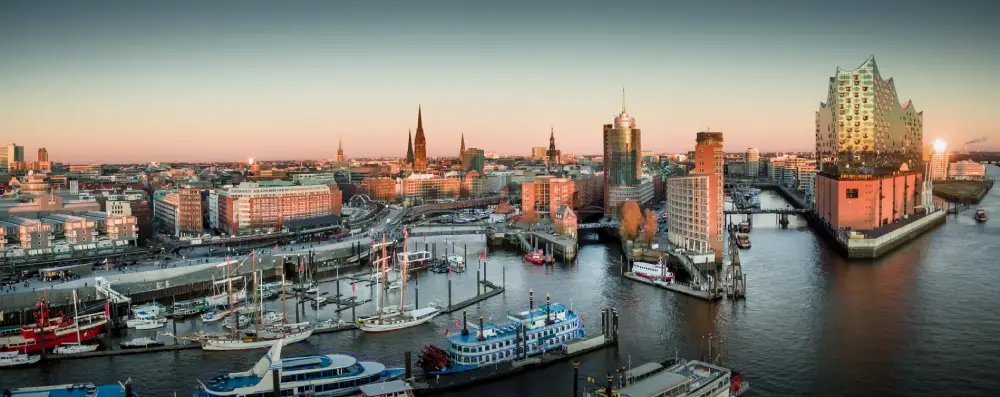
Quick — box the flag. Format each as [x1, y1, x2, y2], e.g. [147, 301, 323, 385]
[481, 249, 487, 261]
[274, 244, 279, 250]
[299, 260, 305, 272]
[102, 258, 108, 264]
[444, 329, 450, 337]
[454, 320, 461, 327]
[105, 301, 110, 318]
[423, 235, 426, 243]
[351, 282, 356, 295]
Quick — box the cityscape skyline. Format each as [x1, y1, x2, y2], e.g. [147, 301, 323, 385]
[2, 0, 999, 163]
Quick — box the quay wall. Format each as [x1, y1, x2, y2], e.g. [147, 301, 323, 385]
[810, 210, 946, 259]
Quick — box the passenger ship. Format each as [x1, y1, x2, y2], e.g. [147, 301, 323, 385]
[0, 301, 107, 354]
[418, 290, 585, 375]
[195, 340, 405, 397]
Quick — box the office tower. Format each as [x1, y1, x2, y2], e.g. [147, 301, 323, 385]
[745, 148, 760, 178]
[814, 56, 924, 230]
[1, 143, 24, 171]
[413, 106, 428, 173]
[546, 127, 561, 167]
[603, 94, 652, 215]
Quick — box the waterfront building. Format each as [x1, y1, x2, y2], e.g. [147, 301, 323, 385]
[216, 182, 343, 236]
[572, 174, 604, 213]
[553, 205, 578, 238]
[693, 132, 724, 262]
[521, 175, 575, 219]
[814, 56, 926, 231]
[666, 174, 710, 254]
[153, 193, 182, 237]
[928, 151, 949, 180]
[745, 148, 760, 178]
[798, 168, 818, 206]
[603, 96, 646, 216]
[41, 214, 97, 245]
[401, 174, 460, 202]
[413, 106, 428, 173]
[531, 147, 547, 160]
[461, 148, 485, 173]
[360, 177, 399, 202]
[546, 127, 561, 167]
[0, 195, 100, 216]
[948, 160, 986, 180]
[2, 218, 52, 250]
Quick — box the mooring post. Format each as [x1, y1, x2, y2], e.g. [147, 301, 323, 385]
[351, 297, 356, 322]
[272, 365, 281, 396]
[404, 351, 412, 380]
[448, 278, 453, 309]
[502, 264, 506, 294]
[415, 273, 420, 308]
[573, 361, 580, 397]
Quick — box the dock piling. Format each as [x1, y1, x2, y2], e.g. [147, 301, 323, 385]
[351, 297, 356, 322]
[405, 351, 412, 380]
[572, 361, 580, 397]
[415, 273, 419, 308]
[272, 366, 281, 396]
[448, 279, 452, 308]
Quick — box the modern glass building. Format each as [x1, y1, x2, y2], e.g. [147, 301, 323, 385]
[603, 103, 642, 215]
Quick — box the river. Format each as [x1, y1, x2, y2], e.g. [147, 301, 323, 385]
[3, 167, 1000, 396]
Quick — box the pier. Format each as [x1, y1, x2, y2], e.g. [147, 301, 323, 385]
[623, 273, 716, 301]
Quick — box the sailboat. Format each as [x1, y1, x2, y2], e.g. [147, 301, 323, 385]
[53, 290, 99, 355]
[357, 230, 441, 333]
[199, 257, 312, 351]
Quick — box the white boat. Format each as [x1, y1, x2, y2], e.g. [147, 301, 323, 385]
[125, 312, 160, 328]
[314, 319, 347, 330]
[236, 304, 257, 316]
[53, 342, 99, 355]
[223, 315, 251, 330]
[357, 231, 441, 333]
[632, 261, 674, 282]
[261, 311, 283, 324]
[201, 309, 232, 323]
[0, 351, 41, 367]
[130, 303, 165, 318]
[396, 250, 432, 267]
[133, 318, 167, 330]
[120, 336, 164, 349]
[201, 326, 313, 351]
[310, 295, 328, 308]
[305, 287, 319, 294]
[206, 288, 247, 307]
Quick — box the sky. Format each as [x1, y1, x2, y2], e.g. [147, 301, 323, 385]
[1, 0, 999, 163]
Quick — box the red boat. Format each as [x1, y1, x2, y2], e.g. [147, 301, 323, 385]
[523, 250, 547, 265]
[0, 302, 107, 354]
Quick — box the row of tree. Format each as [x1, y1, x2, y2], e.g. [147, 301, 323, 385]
[618, 200, 659, 244]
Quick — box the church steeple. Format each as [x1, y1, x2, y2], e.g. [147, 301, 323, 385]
[406, 129, 415, 165]
[549, 127, 556, 150]
[336, 136, 345, 163]
[413, 105, 428, 172]
[546, 126, 560, 167]
[460, 133, 466, 158]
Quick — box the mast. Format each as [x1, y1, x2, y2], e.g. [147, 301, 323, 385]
[280, 271, 287, 326]
[227, 254, 235, 338]
[253, 261, 260, 339]
[72, 289, 81, 344]
[400, 228, 408, 310]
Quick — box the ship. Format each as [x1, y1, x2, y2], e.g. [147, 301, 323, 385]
[631, 260, 674, 282]
[194, 340, 405, 397]
[418, 290, 585, 375]
[357, 231, 441, 333]
[396, 250, 432, 271]
[975, 208, 987, 223]
[524, 249, 551, 265]
[3, 382, 138, 397]
[735, 234, 751, 249]
[0, 300, 107, 354]
[588, 357, 749, 397]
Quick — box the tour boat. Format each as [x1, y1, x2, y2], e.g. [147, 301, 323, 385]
[523, 250, 546, 265]
[194, 341, 405, 397]
[736, 234, 751, 249]
[737, 222, 750, 233]
[396, 251, 432, 269]
[632, 261, 674, 282]
[975, 208, 987, 223]
[0, 301, 107, 354]
[593, 358, 750, 397]
[170, 306, 203, 320]
[418, 290, 585, 375]
[2, 383, 138, 397]
[120, 336, 164, 349]
[0, 351, 40, 367]
[53, 342, 99, 355]
[126, 312, 163, 329]
[359, 380, 415, 397]
[357, 232, 441, 333]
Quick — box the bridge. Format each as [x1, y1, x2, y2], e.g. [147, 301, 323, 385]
[408, 196, 502, 216]
[724, 208, 811, 215]
[578, 221, 619, 230]
[966, 152, 1000, 164]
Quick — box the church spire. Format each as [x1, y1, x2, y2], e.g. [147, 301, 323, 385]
[417, 105, 423, 132]
[460, 133, 466, 158]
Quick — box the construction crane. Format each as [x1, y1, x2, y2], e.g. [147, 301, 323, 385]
[963, 136, 988, 153]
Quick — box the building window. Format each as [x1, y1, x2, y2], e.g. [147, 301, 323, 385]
[846, 189, 859, 199]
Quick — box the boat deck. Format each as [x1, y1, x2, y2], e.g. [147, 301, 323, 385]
[7, 384, 136, 397]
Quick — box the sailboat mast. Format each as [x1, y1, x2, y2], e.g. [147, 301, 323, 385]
[381, 235, 388, 311]
[253, 270, 260, 339]
[227, 255, 235, 338]
[280, 271, 287, 326]
[400, 229, 408, 310]
[72, 289, 81, 344]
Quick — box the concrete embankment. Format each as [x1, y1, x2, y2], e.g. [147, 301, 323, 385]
[811, 210, 947, 259]
[623, 273, 716, 301]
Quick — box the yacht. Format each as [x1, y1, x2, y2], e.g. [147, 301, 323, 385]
[194, 341, 405, 397]
[133, 318, 167, 330]
[120, 336, 165, 349]
[53, 342, 99, 355]
[0, 351, 40, 367]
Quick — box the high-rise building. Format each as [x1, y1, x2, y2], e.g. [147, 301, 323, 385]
[744, 148, 760, 178]
[37, 147, 48, 162]
[603, 95, 646, 215]
[1, 143, 24, 171]
[666, 174, 710, 254]
[406, 130, 415, 166]
[413, 106, 428, 172]
[461, 148, 485, 173]
[336, 137, 346, 163]
[546, 127, 561, 167]
[814, 56, 925, 231]
[693, 132, 724, 262]
[928, 150, 949, 180]
[178, 188, 204, 238]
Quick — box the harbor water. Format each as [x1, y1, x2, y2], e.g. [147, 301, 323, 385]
[2, 167, 999, 396]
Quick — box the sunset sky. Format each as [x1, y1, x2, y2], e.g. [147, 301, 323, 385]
[1, 0, 998, 163]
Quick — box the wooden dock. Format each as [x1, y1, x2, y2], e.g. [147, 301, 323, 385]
[440, 281, 504, 314]
[623, 273, 718, 301]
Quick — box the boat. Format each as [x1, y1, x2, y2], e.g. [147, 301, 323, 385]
[126, 313, 163, 329]
[590, 358, 750, 397]
[311, 295, 329, 308]
[305, 287, 319, 295]
[357, 232, 441, 333]
[631, 261, 674, 282]
[0, 300, 107, 354]
[170, 306, 202, 320]
[223, 315, 251, 331]
[523, 250, 546, 265]
[201, 309, 232, 323]
[359, 380, 415, 397]
[314, 319, 348, 331]
[2, 382, 138, 397]
[261, 311, 283, 325]
[737, 222, 750, 233]
[396, 251, 432, 270]
[975, 208, 987, 223]
[258, 282, 283, 299]
[205, 264, 249, 307]
[0, 351, 40, 367]
[736, 234, 751, 249]
[120, 336, 164, 349]
[52, 342, 99, 355]
[194, 340, 405, 397]
[418, 290, 585, 375]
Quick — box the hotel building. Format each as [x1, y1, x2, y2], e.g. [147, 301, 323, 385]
[815, 56, 925, 231]
[216, 182, 343, 236]
[948, 160, 986, 180]
[666, 174, 711, 254]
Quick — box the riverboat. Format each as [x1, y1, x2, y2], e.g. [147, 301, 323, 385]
[590, 358, 749, 397]
[418, 290, 585, 375]
[737, 222, 750, 233]
[194, 341, 405, 397]
[2, 383, 138, 397]
[632, 261, 674, 282]
[735, 234, 751, 249]
[0, 301, 107, 354]
[397, 251, 432, 268]
[975, 208, 987, 223]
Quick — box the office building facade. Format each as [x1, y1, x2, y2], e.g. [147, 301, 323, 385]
[603, 101, 643, 215]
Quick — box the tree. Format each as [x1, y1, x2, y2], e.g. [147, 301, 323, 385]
[618, 200, 642, 241]
[518, 209, 538, 226]
[641, 209, 658, 243]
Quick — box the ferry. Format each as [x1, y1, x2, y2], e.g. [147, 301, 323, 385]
[975, 208, 987, 223]
[418, 290, 585, 375]
[0, 302, 107, 354]
[194, 341, 405, 397]
[3, 383, 138, 397]
[590, 358, 749, 397]
[632, 261, 674, 282]
[396, 251, 432, 268]
[735, 234, 751, 249]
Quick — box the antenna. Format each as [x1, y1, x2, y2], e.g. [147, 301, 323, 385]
[621, 87, 626, 111]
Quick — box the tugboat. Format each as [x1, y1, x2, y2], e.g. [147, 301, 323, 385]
[975, 208, 987, 223]
[735, 234, 751, 249]
[523, 249, 546, 265]
[737, 222, 750, 233]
